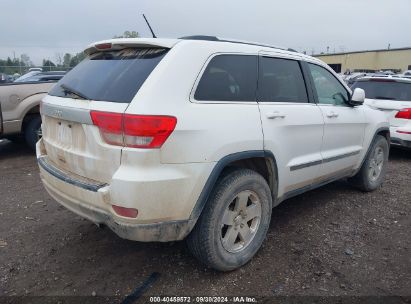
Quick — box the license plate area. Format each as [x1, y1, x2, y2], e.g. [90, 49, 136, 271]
[57, 121, 73, 146]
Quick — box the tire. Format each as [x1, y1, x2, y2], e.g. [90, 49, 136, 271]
[24, 115, 42, 151]
[187, 169, 272, 271]
[348, 135, 389, 192]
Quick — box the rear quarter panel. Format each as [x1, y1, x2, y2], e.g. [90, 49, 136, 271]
[124, 41, 264, 164]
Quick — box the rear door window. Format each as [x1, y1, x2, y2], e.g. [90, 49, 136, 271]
[194, 55, 257, 102]
[351, 80, 411, 101]
[258, 57, 308, 103]
[49, 48, 168, 103]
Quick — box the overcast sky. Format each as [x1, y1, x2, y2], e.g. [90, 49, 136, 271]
[0, 0, 410, 65]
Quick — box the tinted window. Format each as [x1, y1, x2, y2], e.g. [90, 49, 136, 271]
[351, 80, 411, 101]
[49, 48, 168, 103]
[258, 57, 308, 103]
[195, 55, 257, 101]
[308, 63, 349, 106]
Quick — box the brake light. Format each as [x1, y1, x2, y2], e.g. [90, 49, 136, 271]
[395, 108, 411, 120]
[123, 114, 177, 148]
[90, 111, 177, 148]
[397, 130, 411, 134]
[95, 43, 112, 50]
[112, 205, 138, 218]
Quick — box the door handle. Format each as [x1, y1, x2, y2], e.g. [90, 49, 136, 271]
[266, 111, 286, 119]
[326, 111, 339, 118]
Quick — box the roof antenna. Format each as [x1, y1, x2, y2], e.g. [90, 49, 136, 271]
[142, 14, 157, 38]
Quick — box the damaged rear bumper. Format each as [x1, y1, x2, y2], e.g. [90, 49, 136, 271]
[36, 140, 194, 242]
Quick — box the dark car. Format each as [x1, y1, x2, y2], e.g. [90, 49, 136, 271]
[14, 71, 66, 83]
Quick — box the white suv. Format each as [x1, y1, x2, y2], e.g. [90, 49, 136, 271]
[351, 76, 411, 149]
[37, 37, 389, 271]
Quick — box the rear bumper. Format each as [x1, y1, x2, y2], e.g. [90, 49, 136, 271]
[391, 137, 411, 148]
[390, 126, 411, 148]
[39, 171, 194, 241]
[36, 139, 211, 242]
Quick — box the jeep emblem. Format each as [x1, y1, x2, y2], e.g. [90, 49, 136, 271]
[53, 109, 63, 118]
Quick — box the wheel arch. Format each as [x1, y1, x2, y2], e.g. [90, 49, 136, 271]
[189, 150, 279, 224]
[355, 126, 390, 176]
[17, 92, 45, 133]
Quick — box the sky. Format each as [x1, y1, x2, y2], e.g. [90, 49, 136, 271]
[0, 0, 410, 65]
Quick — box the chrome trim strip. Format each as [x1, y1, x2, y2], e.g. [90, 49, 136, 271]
[290, 159, 322, 171]
[290, 150, 360, 171]
[41, 102, 92, 124]
[322, 151, 361, 164]
[38, 156, 107, 192]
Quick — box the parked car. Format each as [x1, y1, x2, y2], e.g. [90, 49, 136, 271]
[0, 73, 11, 83]
[13, 70, 41, 82]
[0, 75, 63, 149]
[399, 70, 411, 79]
[14, 71, 66, 83]
[344, 72, 368, 85]
[37, 37, 389, 271]
[352, 76, 411, 149]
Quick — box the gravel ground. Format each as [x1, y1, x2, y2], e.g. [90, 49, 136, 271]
[0, 139, 410, 303]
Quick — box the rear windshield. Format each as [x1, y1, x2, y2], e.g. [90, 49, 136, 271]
[351, 80, 411, 101]
[49, 48, 168, 103]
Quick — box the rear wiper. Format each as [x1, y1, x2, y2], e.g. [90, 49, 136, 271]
[60, 83, 90, 100]
[374, 96, 396, 100]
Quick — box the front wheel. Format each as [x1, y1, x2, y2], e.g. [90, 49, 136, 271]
[187, 169, 272, 271]
[348, 135, 389, 192]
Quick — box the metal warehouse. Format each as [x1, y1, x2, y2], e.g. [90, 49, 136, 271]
[314, 47, 411, 74]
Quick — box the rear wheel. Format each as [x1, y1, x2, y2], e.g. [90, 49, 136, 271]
[24, 115, 42, 151]
[187, 169, 272, 271]
[348, 135, 389, 192]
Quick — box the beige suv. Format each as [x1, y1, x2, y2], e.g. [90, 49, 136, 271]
[0, 77, 61, 149]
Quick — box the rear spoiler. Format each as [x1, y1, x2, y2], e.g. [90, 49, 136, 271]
[84, 38, 179, 56]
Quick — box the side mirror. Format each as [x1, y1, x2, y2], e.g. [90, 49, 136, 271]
[349, 88, 365, 106]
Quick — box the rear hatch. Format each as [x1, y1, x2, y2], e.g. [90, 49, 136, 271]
[352, 78, 411, 127]
[41, 45, 169, 183]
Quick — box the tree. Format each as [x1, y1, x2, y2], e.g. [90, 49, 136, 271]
[20, 54, 32, 66]
[42, 59, 56, 71]
[113, 30, 139, 38]
[63, 53, 72, 67]
[55, 53, 63, 66]
[69, 52, 86, 67]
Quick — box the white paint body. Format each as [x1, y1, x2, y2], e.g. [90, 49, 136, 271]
[36, 38, 389, 241]
[361, 77, 411, 148]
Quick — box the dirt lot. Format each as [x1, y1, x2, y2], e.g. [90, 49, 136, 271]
[0, 139, 410, 302]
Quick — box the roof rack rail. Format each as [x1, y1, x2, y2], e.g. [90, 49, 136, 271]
[179, 35, 296, 53]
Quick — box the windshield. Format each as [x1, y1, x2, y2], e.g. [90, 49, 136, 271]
[351, 80, 411, 101]
[49, 48, 168, 103]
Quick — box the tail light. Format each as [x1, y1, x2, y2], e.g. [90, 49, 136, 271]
[90, 111, 177, 149]
[395, 108, 411, 120]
